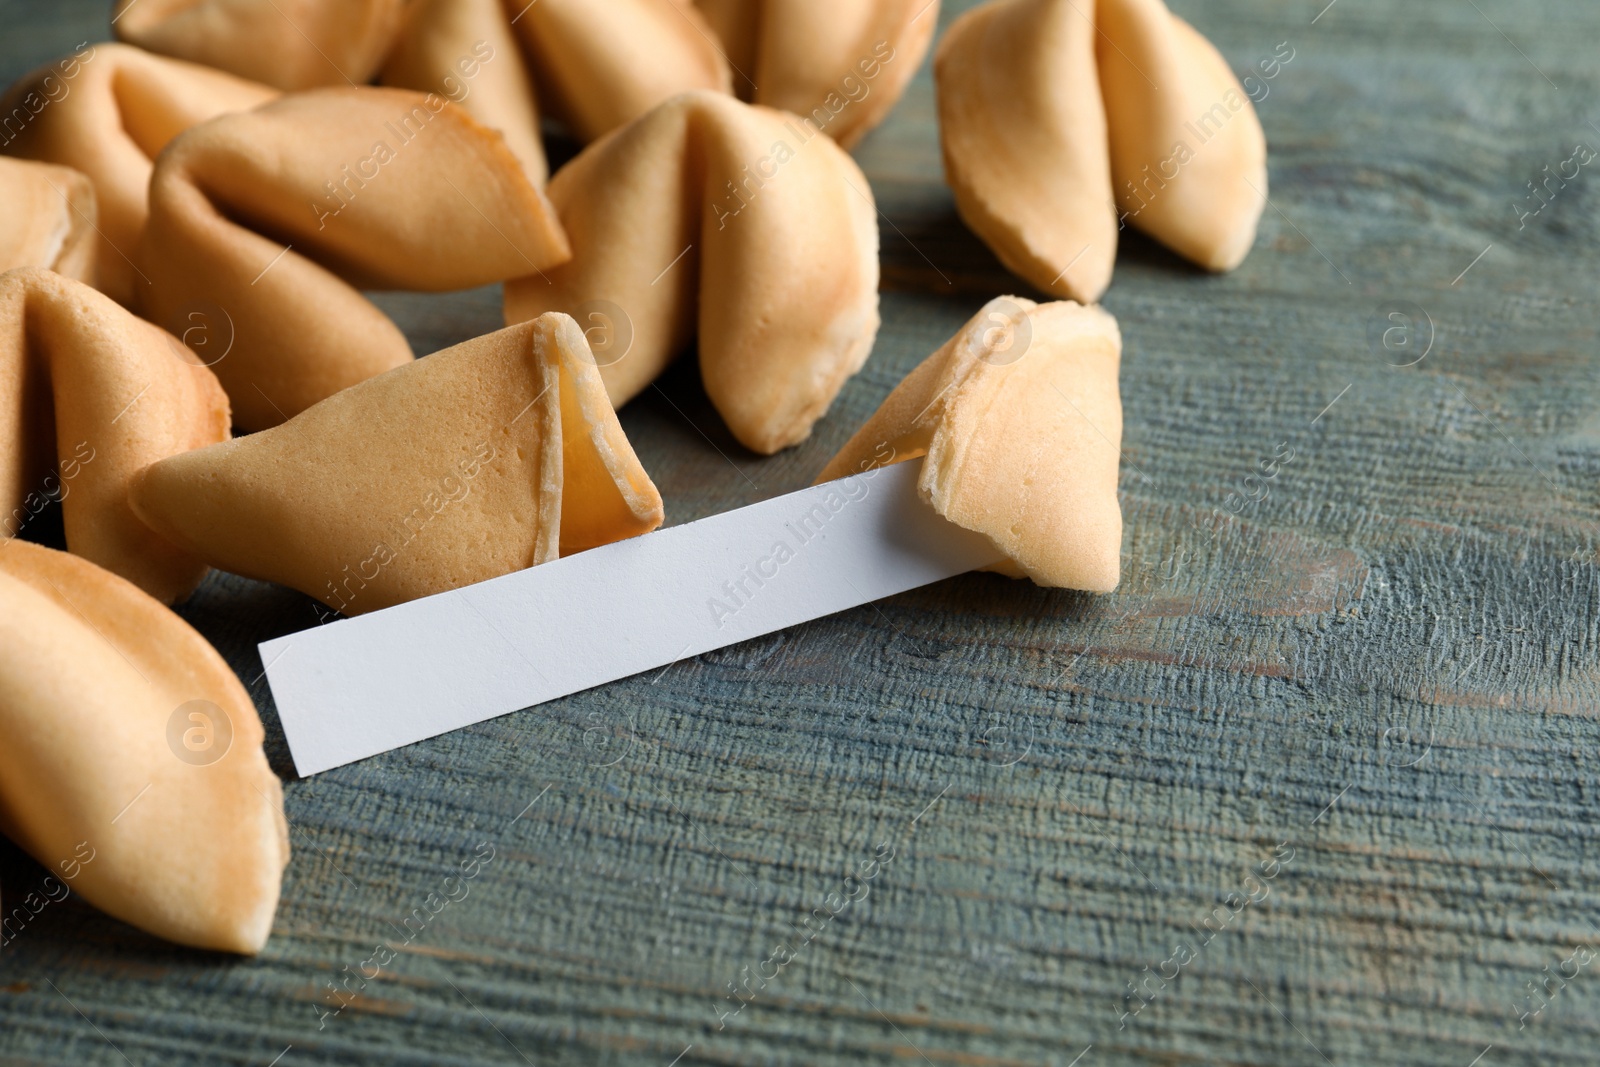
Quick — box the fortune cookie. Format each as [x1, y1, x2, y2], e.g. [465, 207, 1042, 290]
[115, 0, 728, 163]
[0, 158, 96, 283]
[696, 0, 939, 149]
[130, 314, 664, 617]
[379, 0, 548, 184]
[382, 0, 733, 182]
[136, 86, 571, 430]
[505, 90, 880, 455]
[0, 267, 230, 603]
[0, 539, 288, 954]
[817, 297, 1123, 591]
[112, 0, 409, 91]
[0, 43, 278, 304]
[935, 0, 1267, 302]
[501, 0, 731, 143]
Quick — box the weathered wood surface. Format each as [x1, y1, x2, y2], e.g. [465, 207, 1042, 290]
[4, 0, 1600, 1064]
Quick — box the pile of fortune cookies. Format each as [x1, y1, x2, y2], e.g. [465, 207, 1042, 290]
[0, 0, 1264, 954]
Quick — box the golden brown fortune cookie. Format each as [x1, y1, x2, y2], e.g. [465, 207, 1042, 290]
[379, 0, 548, 184]
[0, 158, 96, 283]
[0, 43, 278, 305]
[112, 0, 409, 90]
[130, 314, 664, 617]
[0, 540, 288, 954]
[113, 0, 728, 167]
[0, 267, 230, 603]
[817, 296, 1123, 591]
[935, 0, 1266, 302]
[381, 0, 731, 181]
[136, 86, 571, 431]
[505, 0, 731, 143]
[505, 90, 880, 455]
[696, 0, 939, 149]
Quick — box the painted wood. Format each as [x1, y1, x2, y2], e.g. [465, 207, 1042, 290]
[3, 1, 1599, 1064]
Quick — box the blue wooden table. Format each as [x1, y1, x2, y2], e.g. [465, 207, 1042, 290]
[3, 1, 1599, 1064]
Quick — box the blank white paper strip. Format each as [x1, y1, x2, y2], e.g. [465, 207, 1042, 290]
[262, 461, 1006, 775]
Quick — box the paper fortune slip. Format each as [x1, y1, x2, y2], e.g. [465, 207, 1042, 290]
[262, 461, 1006, 775]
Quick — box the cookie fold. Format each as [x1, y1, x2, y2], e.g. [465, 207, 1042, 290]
[817, 297, 1122, 591]
[130, 314, 664, 617]
[136, 86, 571, 430]
[696, 0, 938, 149]
[0, 540, 288, 955]
[0, 267, 230, 603]
[935, 0, 1266, 301]
[112, 0, 409, 90]
[0, 158, 96, 283]
[504, 90, 879, 455]
[0, 43, 278, 304]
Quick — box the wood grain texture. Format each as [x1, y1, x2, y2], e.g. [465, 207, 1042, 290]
[4, 1, 1600, 1064]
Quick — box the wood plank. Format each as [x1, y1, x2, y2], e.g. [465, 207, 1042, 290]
[3, 1, 1600, 1064]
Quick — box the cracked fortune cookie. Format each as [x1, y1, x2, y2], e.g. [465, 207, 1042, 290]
[817, 296, 1123, 591]
[695, 0, 939, 149]
[0, 42, 278, 304]
[0, 267, 230, 603]
[935, 0, 1266, 302]
[0, 158, 96, 283]
[504, 90, 880, 455]
[130, 314, 664, 617]
[135, 86, 570, 430]
[0, 539, 288, 954]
